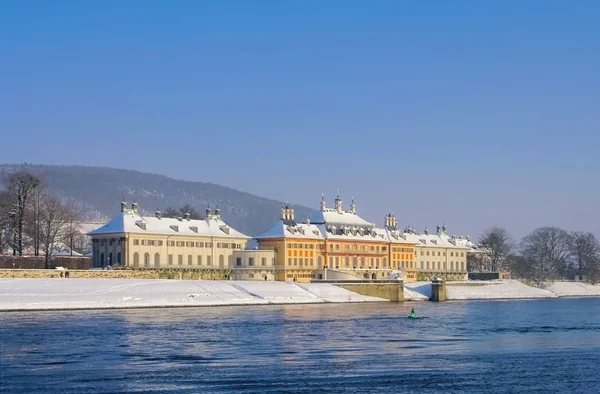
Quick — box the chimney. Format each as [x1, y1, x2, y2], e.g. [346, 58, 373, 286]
[120, 200, 127, 212]
[131, 200, 138, 213]
[206, 206, 212, 219]
[289, 205, 295, 221]
[184, 212, 190, 221]
[350, 197, 356, 214]
[215, 206, 221, 218]
[155, 208, 161, 219]
[334, 192, 342, 214]
[320, 194, 326, 211]
[281, 205, 286, 221]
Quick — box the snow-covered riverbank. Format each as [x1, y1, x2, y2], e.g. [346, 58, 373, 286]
[0, 279, 386, 311]
[404, 280, 600, 300]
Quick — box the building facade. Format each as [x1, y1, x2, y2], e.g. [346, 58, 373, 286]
[256, 195, 472, 283]
[88, 201, 249, 269]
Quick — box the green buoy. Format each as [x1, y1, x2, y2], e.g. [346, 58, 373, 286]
[408, 307, 417, 319]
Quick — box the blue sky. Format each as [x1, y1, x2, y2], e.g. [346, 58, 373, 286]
[1, 1, 598, 239]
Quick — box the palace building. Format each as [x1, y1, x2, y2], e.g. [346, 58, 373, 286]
[256, 195, 417, 283]
[255, 195, 471, 283]
[88, 201, 249, 269]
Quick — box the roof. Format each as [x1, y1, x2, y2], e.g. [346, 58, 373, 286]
[88, 209, 249, 239]
[255, 220, 324, 240]
[309, 209, 373, 227]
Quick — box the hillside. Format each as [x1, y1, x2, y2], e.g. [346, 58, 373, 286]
[0, 164, 316, 236]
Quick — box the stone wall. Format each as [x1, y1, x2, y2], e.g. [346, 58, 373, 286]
[468, 272, 512, 281]
[0, 256, 90, 270]
[416, 272, 468, 282]
[0, 268, 233, 280]
[336, 282, 404, 302]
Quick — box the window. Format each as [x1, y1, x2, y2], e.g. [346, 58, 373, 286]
[236, 257, 242, 267]
[207, 256, 212, 265]
[197, 255, 202, 265]
[426, 251, 430, 256]
[288, 258, 292, 266]
[157, 240, 164, 246]
[219, 255, 224, 267]
[261, 257, 266, 266]
[178, 255, 183, 265]
[196, 242, 204, 248]
[154, 253, 160, 267]
[186, 241, 194, 248]
[438, 252, 441, 256]
[272, 258, 276, 265]
[168, 254, 173, 265]
[133, 239, 140, 246]
[188, 255, 192, 265]
[168, 241, 175, 247]
[450, 252, 454, 257]
[421, 251, 424, 256]
[133, 252, 139, 267]
[249, 274, 255, 279]
[294, 258, 298, 266]
[299, 258, 303, 266]
[461, 252, 464, 257]
[248, 257, 255, 266]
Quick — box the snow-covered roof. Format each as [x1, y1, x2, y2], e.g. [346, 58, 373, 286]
[88, 208, 249, 239]
[255, 220, 324, 240]
[309, 209, 373, 227]
[402, 231, 470, 250]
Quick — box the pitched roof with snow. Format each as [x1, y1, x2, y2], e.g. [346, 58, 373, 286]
[255, 220, 324, 240]
[309, 209, 373, 227]
[88, 208, 249, 239]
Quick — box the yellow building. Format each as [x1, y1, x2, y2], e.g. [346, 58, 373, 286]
[403, 224, 470, 281]
[256, 195, 417, 282]
[88, 201, 249, 269]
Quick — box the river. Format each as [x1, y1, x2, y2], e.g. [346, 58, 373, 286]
[1, 298, 599, 393]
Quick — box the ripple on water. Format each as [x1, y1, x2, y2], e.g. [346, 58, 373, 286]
[1, 298, 600, 393]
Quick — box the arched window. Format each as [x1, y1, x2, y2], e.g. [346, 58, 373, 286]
[317, 256, 323, 269]
[219, 254, 224, 268]
[133, 252, 139, 267]
[100, 253, 105, 267]
[144, 253, 150, 267]
[450, 261, 454, 271]
[228, 255, 233, 267]
[345, 256, 349, 267]
[117, 252, 122, 265]
[382, 257, 387, 268]
[108, 252, 113, 265]
[154, 253, 160, 267]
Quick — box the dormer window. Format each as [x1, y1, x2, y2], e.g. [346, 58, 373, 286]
[170, 225, 179, 232]
[313, 230, 319, 236]
[135, 221, 147, 230]
[220, 226, 230, 235]
[189, 226, 198, 233]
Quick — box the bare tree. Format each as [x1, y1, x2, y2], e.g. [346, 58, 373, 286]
[62, 200, 82, 256]
[163, 205, 203, 219]
[478, 227, 515, 272]
[520, 227, 572, 283]
[2, 171, 42, 255]
[507, 254, 533, 280]
[0, 190, 11, 254]
[569, 232, 600, 283]
[39, 197, 71, 267]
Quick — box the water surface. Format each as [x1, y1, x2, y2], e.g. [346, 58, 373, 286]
[1, 298, 599, 393]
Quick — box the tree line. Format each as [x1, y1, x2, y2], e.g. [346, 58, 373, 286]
[0, 171, 84, 266]
[469, 226, 600, 284]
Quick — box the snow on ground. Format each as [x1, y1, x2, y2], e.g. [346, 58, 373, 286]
[541, 281, 600, 297]
[403, 287, 429, 301]
[405, 280, 557, 300]
[0, 279, 386, 311]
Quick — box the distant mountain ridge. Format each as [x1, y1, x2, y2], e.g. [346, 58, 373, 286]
[0, 164, 316, 236]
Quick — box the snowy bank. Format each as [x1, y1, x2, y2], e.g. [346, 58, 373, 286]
[405, 280, 557, 300]
[541, 281, 600, 297]
[0, 279, 386, 311]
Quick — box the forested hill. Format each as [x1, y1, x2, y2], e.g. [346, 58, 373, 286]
[0, 164, 316, 236]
